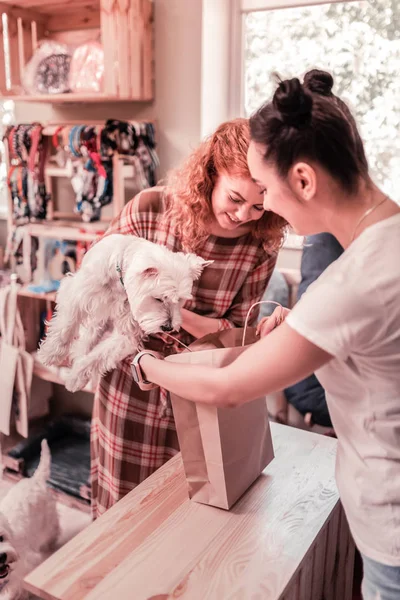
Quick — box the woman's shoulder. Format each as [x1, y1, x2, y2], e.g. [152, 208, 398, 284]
[245, 236, 278, 266]
[133, 186, 167, 215]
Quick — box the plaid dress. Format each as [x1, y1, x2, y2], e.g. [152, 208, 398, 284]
[91, 187, 277, 517]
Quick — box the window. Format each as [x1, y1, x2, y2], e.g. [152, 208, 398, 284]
[0, 99, 15, 218]
[0, 11, 14, 218]
[237, 0, 400, 202]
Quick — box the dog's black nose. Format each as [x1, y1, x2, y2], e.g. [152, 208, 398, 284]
[0, 553, 7, 564]
[161, 324, 173, 332]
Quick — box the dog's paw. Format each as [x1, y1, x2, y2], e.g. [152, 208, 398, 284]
[64, 367, 91, 393]
[37, 343, 69, 367]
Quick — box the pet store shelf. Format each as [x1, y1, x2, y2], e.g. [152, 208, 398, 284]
[18, 284, 57, 302]
[46, 162, 136, 179]
[32, 352, 96, 394]
[26, 221, 108, 243]
[2, 93, 153, 104]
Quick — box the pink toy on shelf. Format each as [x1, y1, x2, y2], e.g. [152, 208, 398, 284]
[69, 42, 104, 94]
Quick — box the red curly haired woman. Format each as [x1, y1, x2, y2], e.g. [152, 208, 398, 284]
[91, 118, 286, 518]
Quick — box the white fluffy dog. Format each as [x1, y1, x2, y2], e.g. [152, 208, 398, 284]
[37, 233, 211, 392]
[0, 440, 60, 600]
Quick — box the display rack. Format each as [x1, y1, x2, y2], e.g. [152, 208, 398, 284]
[4, 118, 155, 395]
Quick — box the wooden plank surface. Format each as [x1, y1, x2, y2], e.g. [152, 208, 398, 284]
[3, 93, 151, 102]
[46, 9, 100, 32]
[7, 12, 21, 91]
[128, 0, 141, 97]
[141, 0, 153, 99]
[0, 2, 47, 24]
[100, 0, 117, 96]
[115, 0, 130, 98]
[0, 0, 98, 14]
[24, 424, 350, 600]
[26, 220, 108, 242]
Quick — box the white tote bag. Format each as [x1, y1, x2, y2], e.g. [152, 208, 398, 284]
[0, 282, 34, 437]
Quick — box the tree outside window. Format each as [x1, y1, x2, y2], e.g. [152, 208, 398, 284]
[244, 0, 400, 202]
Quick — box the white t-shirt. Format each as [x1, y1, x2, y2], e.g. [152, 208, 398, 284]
[286, 214, 400, 566]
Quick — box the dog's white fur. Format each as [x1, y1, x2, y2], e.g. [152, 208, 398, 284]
[37, 234, 211, 392]
[0, 440, 60, 600]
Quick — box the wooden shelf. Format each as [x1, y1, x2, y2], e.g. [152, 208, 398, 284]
[3, 93, 153, 104]
[32, 352, 64, 385]
[32, 352, 96, 394]
[26, 220, 108, 242]
[46, 162, 135, 179]
[0, 0, 154, 101]
[45, 166, 70, 178]
[18, 284, 57, 302]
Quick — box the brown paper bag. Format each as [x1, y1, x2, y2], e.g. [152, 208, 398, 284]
[166, 328, 274, 509]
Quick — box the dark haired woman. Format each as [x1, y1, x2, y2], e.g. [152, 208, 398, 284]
[136, 71, 400, 599]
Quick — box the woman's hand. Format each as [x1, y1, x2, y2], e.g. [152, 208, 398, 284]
[256, 306, 291, 338]
[181, 308, 221, 339]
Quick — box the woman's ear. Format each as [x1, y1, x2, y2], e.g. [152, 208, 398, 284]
[288, 162, 317, 202]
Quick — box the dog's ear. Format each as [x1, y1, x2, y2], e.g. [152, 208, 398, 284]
[185, 255, 214, 280]
[142, 267, 159, 279]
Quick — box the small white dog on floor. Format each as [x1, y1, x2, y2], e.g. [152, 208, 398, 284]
[37, 233, 211, 392]
[0, 440, 60, 600]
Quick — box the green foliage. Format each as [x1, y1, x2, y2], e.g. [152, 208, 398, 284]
[244, 0, 400, 200]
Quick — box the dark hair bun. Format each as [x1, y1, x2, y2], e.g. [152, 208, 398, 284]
[273, 78, 313, 127]
[304, 69, 334, 96]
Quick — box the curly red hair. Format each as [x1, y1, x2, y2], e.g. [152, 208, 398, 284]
[164, 118, 287, 253]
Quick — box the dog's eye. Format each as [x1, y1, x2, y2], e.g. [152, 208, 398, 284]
[0, 536, 3, 542]
[154, 298, 163, 303]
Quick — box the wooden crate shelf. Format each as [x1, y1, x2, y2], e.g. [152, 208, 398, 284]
[26, 220, 108, 242]
[0, 0, 154, 102]
[32, 351, 96, 394]
[46, 162, 136, 179]
[18, 283, 57, 301]
[5, 93, 153, 103]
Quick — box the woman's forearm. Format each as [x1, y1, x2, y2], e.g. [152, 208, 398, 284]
[140, 354, 229, 405]
[181, 308, 221, 339]
[140, 323, 332, 408]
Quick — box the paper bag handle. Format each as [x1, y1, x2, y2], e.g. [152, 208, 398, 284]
[242, 300, 283, 347]
[162, 333, 193, 352]
[164, 300, 284, 352]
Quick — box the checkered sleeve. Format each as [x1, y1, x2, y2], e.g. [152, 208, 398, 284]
[219, 252, 277, 329]
[105, 189, 162, 240]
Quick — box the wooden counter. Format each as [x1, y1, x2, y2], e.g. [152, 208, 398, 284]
[24, 423, 355, 600]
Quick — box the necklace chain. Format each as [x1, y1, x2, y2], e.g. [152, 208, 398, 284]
[351, 195, 389, 243]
